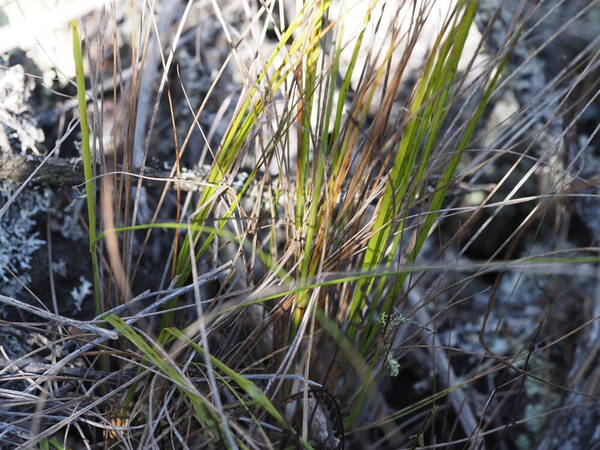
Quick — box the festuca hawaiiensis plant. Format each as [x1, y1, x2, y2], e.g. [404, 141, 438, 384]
[57, 1, 599, 448]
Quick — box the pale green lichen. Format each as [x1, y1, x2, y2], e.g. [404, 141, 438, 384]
[379, 310, 419, 376]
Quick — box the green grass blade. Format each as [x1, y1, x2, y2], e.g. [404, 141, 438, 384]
[104, 314, 219, 434]
[71, 20, 102, 314]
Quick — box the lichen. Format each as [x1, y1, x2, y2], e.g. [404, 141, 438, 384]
[0, 182, 51, 301]
[70, 275, 92, 312]
[0, 58, 44, 154]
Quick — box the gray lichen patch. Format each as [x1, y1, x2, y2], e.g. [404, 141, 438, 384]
[0, 182, 51, 300]
[0, 59, 44, 154]
[70, 275, 92, 312]
[0, 54, 53, 304]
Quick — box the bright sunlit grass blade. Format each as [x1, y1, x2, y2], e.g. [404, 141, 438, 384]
[71, 20, 102, 314]
[346, 0, 483, 343]
[362, 0, 483, 345]
[173, 3, 336, 288]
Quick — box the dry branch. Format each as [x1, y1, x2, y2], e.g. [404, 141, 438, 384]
[0, 150, 211, 192]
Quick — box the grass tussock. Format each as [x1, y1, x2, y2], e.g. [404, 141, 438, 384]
[1, 0, 599, 448]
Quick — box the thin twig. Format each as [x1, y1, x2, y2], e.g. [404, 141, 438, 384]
[22, 262, 232, 394]
[0, 294, 117, 340]
[404, 288, 486, 450]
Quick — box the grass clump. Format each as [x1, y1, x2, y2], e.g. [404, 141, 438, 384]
[2, 0, 599, 448]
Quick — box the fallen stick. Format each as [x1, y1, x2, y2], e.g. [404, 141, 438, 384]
[0, 294, 117, 340]
[0, 150, 212, 192]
